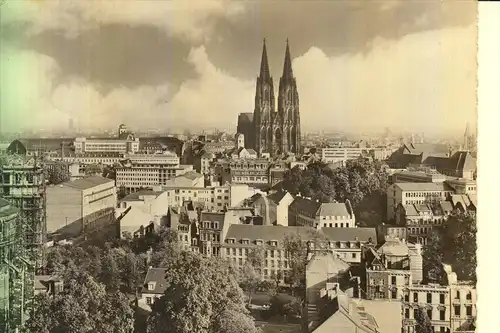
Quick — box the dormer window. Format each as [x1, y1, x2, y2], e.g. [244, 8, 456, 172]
[269, 240, 278, 247]
[227, 238, 235, 244]
[148, 282, 156, 291]
[242, 239, 250, 245]
[256, 239, 263, 246]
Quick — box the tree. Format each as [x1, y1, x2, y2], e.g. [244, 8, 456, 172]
[282, 229, 329, 303]
[213, 309, 262, 333]
[414, 307, 433, 333]
[423, 213, 476, 283]
[239, 246, 265, 305]
[282, 158, 389, 223]
[146, 252, 259, 333]
[24, 269, 134, 333]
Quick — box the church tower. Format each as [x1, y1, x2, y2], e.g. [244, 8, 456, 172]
[254, 39, 276, 156]
[277, 39, 301, 155]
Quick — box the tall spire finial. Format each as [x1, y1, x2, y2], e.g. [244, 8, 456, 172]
[259, 38, 271, 80]
[282, 39, 293, 79]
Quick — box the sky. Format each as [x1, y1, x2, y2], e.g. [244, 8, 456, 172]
[0, 0, 477, 135]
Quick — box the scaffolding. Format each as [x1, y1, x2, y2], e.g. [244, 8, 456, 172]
[0, 151, 47, 332]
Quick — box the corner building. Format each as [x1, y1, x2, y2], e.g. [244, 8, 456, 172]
[238, 39, 301, 157]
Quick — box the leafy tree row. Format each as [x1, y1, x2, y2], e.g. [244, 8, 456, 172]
[27, 228, 263, 333]
[423, 213, 477, 283]
[282, 159, 389, 225]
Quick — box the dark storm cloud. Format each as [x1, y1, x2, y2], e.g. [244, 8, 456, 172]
[0, 0, 476, 89]
[205, 0, 476, 78]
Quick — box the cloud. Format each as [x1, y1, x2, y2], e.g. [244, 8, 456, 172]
[0, 43, 254, 133]
[1, 0, 246, 42]
[1, 22, 476, 135]
[292, 24, 477, 134]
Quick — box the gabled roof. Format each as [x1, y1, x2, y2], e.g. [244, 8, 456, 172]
[289, 197, 321, 216]
[267, 191, 289, 205]
[246, 149, 257, 155]
[200, 211, 225, 223]
[320, 227, 377, 243]
[141, 268, 167, 294]
[319, 202, 350, 217]
[403, 143, 449, 156]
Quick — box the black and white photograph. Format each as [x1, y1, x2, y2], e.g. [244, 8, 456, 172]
[0, 1, 483, 333]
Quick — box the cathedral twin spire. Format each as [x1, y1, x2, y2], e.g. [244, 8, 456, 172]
[259, 38, 294, 80]
[254, 38, 301, 157]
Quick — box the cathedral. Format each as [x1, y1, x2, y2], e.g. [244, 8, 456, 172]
[237, 39, 301, 157]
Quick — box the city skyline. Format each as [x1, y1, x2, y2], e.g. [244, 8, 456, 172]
[0, 0, 476, 135]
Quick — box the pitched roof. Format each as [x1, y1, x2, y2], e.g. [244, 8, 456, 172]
[238, 112, 254, 124]
[319, 202, 350, 217]
[452, 151, 476, 171]
[141, 268, 167, 294]
[63, 175, 114, 190]
[225, 224, 318, 242]
[200, 211, 225, 223]
[320, 227, 377, 242]
[402, 204, 418, 216]
[225, 225, 376, 244]
[439, 201, 454, 213]
[246, 149, 257, 155]
[267, 191, 288, 205]
[404, 143, 449, 155]
[394, 182, 452, 192]
[290, 197, 321, 216]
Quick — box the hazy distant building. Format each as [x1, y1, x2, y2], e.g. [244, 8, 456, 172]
[236, 39, 301, 157]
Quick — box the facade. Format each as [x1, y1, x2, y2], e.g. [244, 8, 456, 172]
[73, 137, 140, 154]
[362, 237, 423, 302]
[229, 158, 271, 186]
[116, 153, 192, 192]
[252, 191, 294, 226]
[241, 39, 301, 157]
[387, 183, 454, 221]
[46, 176, 116, 237]
[402, 265, 476, 333]
[198, 212, 226, 257]
[221, 225, 376, 280]
[289, 197, 356, 228]
[394, 201, 453, 245]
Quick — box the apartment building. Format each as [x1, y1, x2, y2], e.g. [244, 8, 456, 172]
[387, 183, 454, 221]
[394, 201, 453, 245]
[73, 137, 140, 154]
[229, 158, 271, 186]
[288, 197, 356, 228]
[58, 152, 124, 166]
[362, 237, 423, 301]
[403, 265, 476, 333]
[46, 176, 116, 237]
[115, 152, 192, 192]
[198, 212, 225, 257]
[320, 147, 366, 164]
[221, 225, 376, 281]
